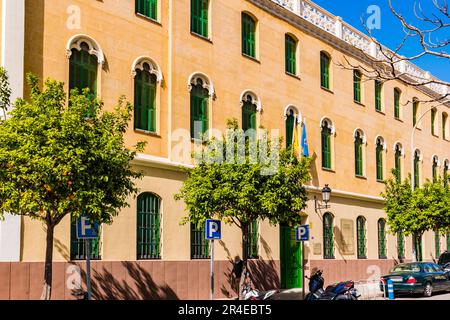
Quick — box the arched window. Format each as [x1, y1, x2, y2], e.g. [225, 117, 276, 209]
[354, 130, 365, 177]
[375, 80, 382, 112]
[285, 34, 297, 75]
[394, 88, 401, 119]
[397, 230, 405, 261]
[323, 212, 334, 259]
[442, 112, 449, 140]
[376, 137, 384, 181]
[285, 106, 299, 148]
[378, 219, 387, 259]
[191, 0, 209, 38]
[241, 93, 258, 131]
[394, 143, 403, 182]
[320, 51, 331, 89]
[70, 217, 101, 261]
[414, 149, 421, 188]
[137, 192, 161, 259]
[431, 108, 437, 136]
[191, 222, 209, 259]
[242, 12, 257, 58]
[353, 70, 362, 103]
[444, 159, 449, 181]
[357, 216, 367, 259]
[134, 63, 157, 132]
[246, 220, 259, 259]
[414, 234, 423, 261]
[435, 230, 441, 258]
[136, 0, 157, 20]
[189, 74, 214, 140]
[413, 99, 419, 126]
[321, 119, 333, 169]
[432, 155, 439, 182]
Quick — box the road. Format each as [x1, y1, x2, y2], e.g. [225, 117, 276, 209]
[393, 291, 450, 300]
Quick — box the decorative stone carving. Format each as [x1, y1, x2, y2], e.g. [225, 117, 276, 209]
[240, 90, 262, 112]
[131, 56, 163, 83]
[284, 105, 302, 123]
[66, 34, 105, 65]
[188, 72, 215, 98]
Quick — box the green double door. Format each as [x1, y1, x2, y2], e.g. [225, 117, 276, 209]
[280, 225, 303, 289]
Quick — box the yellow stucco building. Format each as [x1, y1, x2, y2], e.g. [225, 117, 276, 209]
[0, 0, 449, 299]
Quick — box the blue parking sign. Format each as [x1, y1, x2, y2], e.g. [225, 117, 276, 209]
[76, 215, 99, 239]
[296, 225, 309, 242]
[205, 220, 221, 240]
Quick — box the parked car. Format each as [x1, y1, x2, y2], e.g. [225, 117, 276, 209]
[438, 251, 450, 271]
[380, 262, 450, 297]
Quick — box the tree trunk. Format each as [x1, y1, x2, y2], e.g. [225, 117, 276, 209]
[40, 222, 54, 300]
[239, 223, 249, 300]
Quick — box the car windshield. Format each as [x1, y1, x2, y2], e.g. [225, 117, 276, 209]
[390, 264, 421, 273]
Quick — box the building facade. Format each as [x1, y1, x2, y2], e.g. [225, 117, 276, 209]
[0, 0, 449, 299]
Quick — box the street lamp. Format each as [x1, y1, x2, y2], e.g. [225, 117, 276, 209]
[315, 184, 332, 211]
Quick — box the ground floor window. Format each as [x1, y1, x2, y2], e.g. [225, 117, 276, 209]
[70, 218, 101, 260]
[246, 220, 259, 259]
[435, 231, 441, 258]
[137, 192, 161, 259]
[191, 223, 210, 259]
[378, 219, 387, 259]
[323, 212, 334, 259]
[397, 231, 405, 261]
[357, 216, 367, 259]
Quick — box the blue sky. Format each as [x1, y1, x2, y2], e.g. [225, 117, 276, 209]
[311, 0, 450, 82]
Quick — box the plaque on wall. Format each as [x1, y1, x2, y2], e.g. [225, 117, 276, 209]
[340, 219, 355, 255]
[313, 242, 322, 255]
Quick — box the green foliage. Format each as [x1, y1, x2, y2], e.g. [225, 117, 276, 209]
[175, 119, 311, 230]
[0, 74, 145, 226]
[382, 169, 450, 237]
[0, 67, 11, 117]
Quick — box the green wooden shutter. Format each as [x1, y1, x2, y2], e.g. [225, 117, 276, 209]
[447, 232, 450, 251]
[323, 213, 334, 259]
[378, 219, 387, 259]
[134, 70, 156, 132]
[136, 0, 157, 20]
[285, 35, 296, 74]
[242, 100, 257, 131]
[357, 217, 366, 259]
[137, 193, 161, 259]
[435, 231, 441, 258]
[190, 83, 209, 140]
[285, 113, 295, 148]
[191, 0, 209, 38]
[397, 231, 405, 260]
[321, 124, 331, 169]
[353, 70, 361, 102]
[375, 80, 382, 111]
[414, 152, 420, 188]
[246, 220, 259, 259]
[376, 142, 383, 181]
[242, 13, 256, 58]
[355, 134, 363, 176]
[320, 52, 330, 89]
[70, 216, 101, 261]
[433, 159, 438, 182]
[413, 101, 418, 126]
[442, 114, 447, 139]
[394, 89, 400, 119]
[431, 109, 436, 135]
[395, 146, 402, 182]
[191, 223, 210, 259]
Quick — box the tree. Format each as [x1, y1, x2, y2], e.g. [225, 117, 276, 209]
[175, 119, 311, 298]
[0, 73, 145, 300]
[339, 0, 449, 104]
[382, 170, 450, 261]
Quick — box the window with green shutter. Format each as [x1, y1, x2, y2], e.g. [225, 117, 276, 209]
[433, 156, 439, 182]
[414, 234, 423, 261]
[357, 216, 367, 259]
[442, 113, 448, 140]
[321, 121, 332, 169]
[246, 220, 259, 259]
[353, 70, 362, 103]
[70, 216, 101, 261]
[395, 144, 402, 182]
[323, 213, 334, 259]
[136, 0, 157, 20]
[69, 43, 98, 117]
[394, 88, 401, 119]
[190, 79, 209, 140]
[137, 193, 161, 259]
[397, 230, 405, 260]
[320, 52, 330, 89]
[431, 108, 437, 135]
[354, 131, 363, 176]
[242, 96, 257, 131]
[134, 66, 157, 132]
[376, 138, 383, 181]
[378, 219, 387, 259]
[375, 80, 382, 111]
[191, 223, 209, 259]
[285, 34, 297, 75]
[413, 100, 419, 126]
[285, 110, 295, 148]
[191, 0, 209, 38]
[242, 13, 256, 58]
[447, 232, 450, 251]
[435, 230, 441, 258]
[414, 150, 420, 188]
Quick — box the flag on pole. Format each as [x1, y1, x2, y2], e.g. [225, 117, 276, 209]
[292, 117, 300, 158]
[301, 119, 309, 158]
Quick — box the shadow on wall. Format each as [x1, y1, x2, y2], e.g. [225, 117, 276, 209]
[78, 262, 179, 300]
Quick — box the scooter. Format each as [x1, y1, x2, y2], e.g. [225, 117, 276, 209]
[240, 271, 279, 300]
[305, 269, 361, 300]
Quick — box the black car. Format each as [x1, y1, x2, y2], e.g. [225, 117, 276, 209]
[438, 251, 450, 271]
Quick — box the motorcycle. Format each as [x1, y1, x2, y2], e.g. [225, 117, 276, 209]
[240, 271, 279, 300]
[305, 269, 361, 300]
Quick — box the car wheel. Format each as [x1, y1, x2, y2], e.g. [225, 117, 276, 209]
[423, 282, 433, 297]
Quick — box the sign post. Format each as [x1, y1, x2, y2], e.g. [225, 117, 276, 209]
[205, 219, 221, 301]
[296, 225, 310, 300]
[76, 215, 99, 300]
